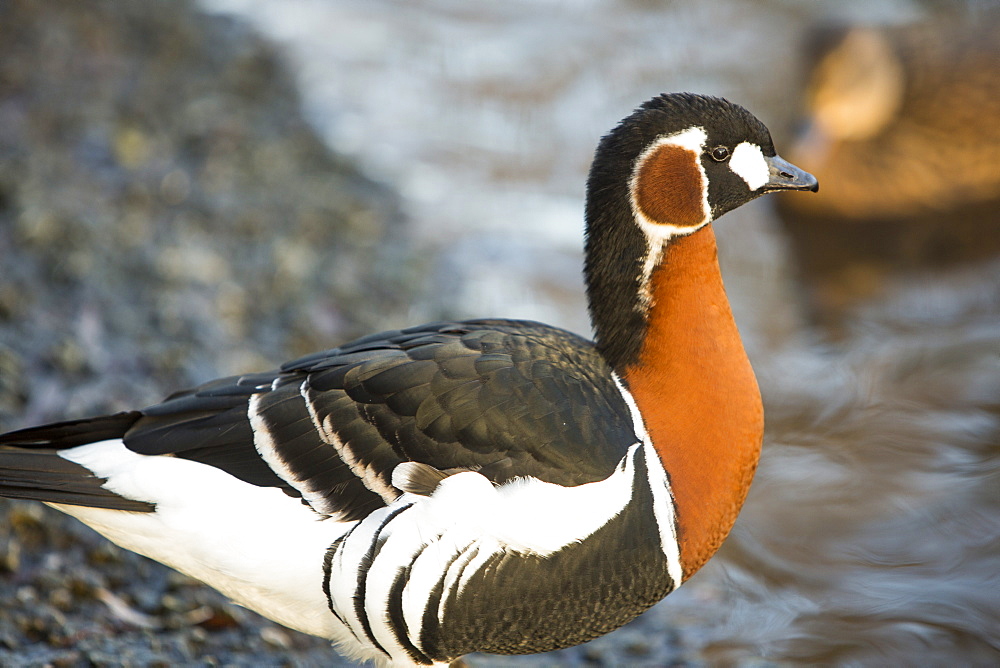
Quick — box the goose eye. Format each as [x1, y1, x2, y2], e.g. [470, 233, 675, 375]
[711, 146, 730, 161]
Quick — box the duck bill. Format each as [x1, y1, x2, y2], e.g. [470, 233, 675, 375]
[762, 154, 819, 193]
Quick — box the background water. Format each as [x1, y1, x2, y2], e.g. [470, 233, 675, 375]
[200, 0, 922, 339]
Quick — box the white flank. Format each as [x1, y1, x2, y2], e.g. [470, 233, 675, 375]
[327, 504, 401, 643]
[611, 373, 684, 587]
[53, 439, 353, 643]
[628, 126, 712, 311]
[327, 452, 641, 663]
[729, 141, 769, 191]
[361, 503, 427, 652]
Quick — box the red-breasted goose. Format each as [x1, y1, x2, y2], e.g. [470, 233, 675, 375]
[0, 93, 817, 666]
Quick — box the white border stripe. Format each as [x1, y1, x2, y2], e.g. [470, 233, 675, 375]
[611, 373, 683, 587]
[627, 126, 712, 311]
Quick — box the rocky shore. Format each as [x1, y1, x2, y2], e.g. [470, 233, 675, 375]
[0, 1, 410, 665]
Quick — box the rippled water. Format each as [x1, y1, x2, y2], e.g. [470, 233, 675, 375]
[201, 1, 1000, 664]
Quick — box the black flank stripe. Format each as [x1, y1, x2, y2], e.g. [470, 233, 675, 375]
[421, 544, 482, 661]
[354, 503, 413, 658]
[322, 532, 353, 633]
[413, 543, 465, 663]
[385, 536, 443, 667]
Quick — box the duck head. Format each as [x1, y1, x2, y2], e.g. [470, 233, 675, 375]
[584, 93, 818, 373]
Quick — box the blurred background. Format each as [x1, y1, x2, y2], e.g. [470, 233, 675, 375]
[1, 0, 998, 665]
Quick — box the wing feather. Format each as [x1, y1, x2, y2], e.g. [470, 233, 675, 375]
[4, 321, 640, 519]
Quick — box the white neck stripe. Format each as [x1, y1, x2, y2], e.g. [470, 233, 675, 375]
[611, 372, 684, 586]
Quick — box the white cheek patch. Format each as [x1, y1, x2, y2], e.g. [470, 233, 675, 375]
[729, 142, 770, 191]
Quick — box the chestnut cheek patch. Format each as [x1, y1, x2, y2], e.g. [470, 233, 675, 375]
[633, 144, 707, 228]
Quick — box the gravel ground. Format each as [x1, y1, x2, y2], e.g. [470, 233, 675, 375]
[0, 1, 410, 665]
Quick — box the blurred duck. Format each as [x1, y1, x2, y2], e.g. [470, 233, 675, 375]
[775, 16, 1000, 332]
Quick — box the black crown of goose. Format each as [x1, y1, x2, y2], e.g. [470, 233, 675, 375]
[0, 93, 817, 665]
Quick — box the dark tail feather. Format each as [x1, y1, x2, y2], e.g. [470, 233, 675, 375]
[0, 412, 142, 449]
[0, 412, 153, 511]
[0, 448, 154, 512]
[0, 447, 155, 512]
